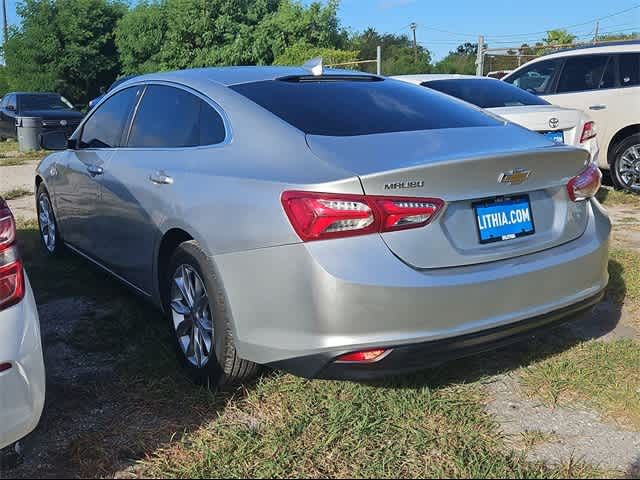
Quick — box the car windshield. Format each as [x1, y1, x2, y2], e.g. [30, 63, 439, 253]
[423, 79, 550, 108]
[20, 94, 73, 111]
[231, 77, 499, 136]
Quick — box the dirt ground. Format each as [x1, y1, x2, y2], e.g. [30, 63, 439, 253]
[1, 158, 639, 478]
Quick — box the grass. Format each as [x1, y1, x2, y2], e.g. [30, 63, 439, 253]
[519, 340, 640, 429]
[13, 217, 608, 478]
[1, 187, 31, 200]
[607, 248, 640, 309]
[0, 139, 47, 165]
[596, 187, 640, 208]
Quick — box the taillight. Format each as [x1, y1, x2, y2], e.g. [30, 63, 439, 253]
[0, 201, 24, 310]
[281, 191, 444, 242]
[567, 163, 601, 202]
[335, 349, 391, 364]
[580, 121, 596, 143]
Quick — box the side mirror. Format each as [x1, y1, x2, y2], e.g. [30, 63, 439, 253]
[40, 131, 69, 151]
[5, 105, 15, 112]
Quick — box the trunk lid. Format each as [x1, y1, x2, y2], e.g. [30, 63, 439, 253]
[306, 124, 591, 269]
[489, 105, 582, 146]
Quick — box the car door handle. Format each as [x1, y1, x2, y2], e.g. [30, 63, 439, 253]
[589, 104, 607, 110]
[149, 171, 173, 185]
[87, 165, 104, 176]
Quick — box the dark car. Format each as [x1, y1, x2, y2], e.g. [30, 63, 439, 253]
[0, 92, 84, 140]
[88, 75, 137, 110]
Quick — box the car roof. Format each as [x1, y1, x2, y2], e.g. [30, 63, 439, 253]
[392, 74, 494, 85]
[127, 66, 377, 87]
[523, 39, 640, 63]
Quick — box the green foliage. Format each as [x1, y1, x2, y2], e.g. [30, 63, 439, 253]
[544, 29, 576, 47]
[434, 52, 476, 75]
[115, 0, 346, 74]
[273, 42, 357, 67]
[349, 27, 431, 75]
[4, 0, 126, 104]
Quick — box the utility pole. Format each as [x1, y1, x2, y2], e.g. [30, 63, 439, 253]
[594, 21, 599, 44]
[2, 0, 8, 51]
[376, 45, 382, 75]
[475, 35, 485, 76]
[410, 22, 418, 63]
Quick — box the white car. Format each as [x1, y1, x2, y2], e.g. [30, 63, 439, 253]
[0, 197, 45, 459]
[503, 40, 640, 193]
[393, 74, 598, 165]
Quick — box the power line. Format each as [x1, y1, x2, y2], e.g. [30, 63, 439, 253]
[417, 4, 640, 39]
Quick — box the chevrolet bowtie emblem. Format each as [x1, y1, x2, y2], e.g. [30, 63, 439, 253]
[498, 168, 531, 185]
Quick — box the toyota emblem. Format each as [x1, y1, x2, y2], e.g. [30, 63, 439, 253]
[548, 117, 559, 129]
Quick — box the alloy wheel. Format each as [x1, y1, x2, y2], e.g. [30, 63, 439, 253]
[616, 143, 640, 193]
[38, 194, 56, 253]
[170, 264, 214, 368]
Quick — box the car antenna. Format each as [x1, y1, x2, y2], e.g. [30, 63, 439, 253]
[302, 57, 323, 76]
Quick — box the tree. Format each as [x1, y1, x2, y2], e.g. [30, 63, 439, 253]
[4, 0, 125, 104]
[273, 42, 357, 67]
[433, 42, 481, 75]
[544, 29, 576, 47]
[115, 0, 347, 74]
[349, 28, 432, 75]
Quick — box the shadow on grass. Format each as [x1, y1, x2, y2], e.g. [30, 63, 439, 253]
[14, 225, 261, 478]
[12, 222, 628, 477]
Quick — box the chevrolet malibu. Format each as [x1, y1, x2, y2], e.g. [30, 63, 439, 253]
[35, 66, 610, 386]
[0, 198, 45, 458]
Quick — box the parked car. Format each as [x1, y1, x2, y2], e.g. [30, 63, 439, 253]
[36, 67, 609, 387]
[393, 74, 598, 165]
[503, 40, 640, 193]
[0, 197, 45, 459]
[0, 92, 83, 140]
[88, 75, 138, 110]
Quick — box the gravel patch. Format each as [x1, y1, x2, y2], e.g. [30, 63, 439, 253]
[486, 374, 640, 474]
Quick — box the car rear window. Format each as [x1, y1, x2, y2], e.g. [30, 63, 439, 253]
[230, 77, 499, 136]
[423, 78, 549, 108]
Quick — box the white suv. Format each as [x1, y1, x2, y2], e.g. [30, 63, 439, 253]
[503, 40, 640, 193]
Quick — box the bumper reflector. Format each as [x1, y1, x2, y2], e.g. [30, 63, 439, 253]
[335, 349, 391, 364]
[0, 363, 12, 373]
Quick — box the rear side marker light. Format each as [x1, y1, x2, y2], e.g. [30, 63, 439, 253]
[335, 349, 391, 364]
[568, 163, 601, 202]
[580, 121, 596, 143]
[281, 191, 444, 242]
[0, 363, 11, 373]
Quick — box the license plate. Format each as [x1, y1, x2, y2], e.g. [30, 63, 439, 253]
[541, 130, 564, 144]
[473, 196, 535, 244]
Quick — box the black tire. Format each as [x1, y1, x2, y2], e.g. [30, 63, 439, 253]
[610, 132, 640, 194]
[36, 184, 65, 256]
[164, 240, 259, 388]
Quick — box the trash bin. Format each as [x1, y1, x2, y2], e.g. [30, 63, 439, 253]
[16, 116, 42, 152]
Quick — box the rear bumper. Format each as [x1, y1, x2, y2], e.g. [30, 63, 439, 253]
[0, 276, 45, 450]
[269, 289, 604, 379]
[215, 199, 611, 378]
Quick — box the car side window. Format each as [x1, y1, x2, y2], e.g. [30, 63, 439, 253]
[6, 94, 16, 110]
[556, 55, 610, 93]
[600, 56, 616, 89]
[127, 85, 226, 148]
[619, 53, 640, 87]
[504, 59, 560, 95]
[80, 87, 141, 149]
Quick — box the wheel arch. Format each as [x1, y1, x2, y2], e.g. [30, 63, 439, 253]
[156, 228, 194, 308]
[607, 124, 640, 166]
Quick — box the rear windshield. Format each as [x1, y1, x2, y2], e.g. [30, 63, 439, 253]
[423, 78, 549, 109]
[230, 78, 499, 136]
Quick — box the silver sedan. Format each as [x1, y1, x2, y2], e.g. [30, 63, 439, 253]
[35, 66, 611, 386]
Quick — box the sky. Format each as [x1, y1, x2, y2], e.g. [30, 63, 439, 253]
[3, 0, 639, 61]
